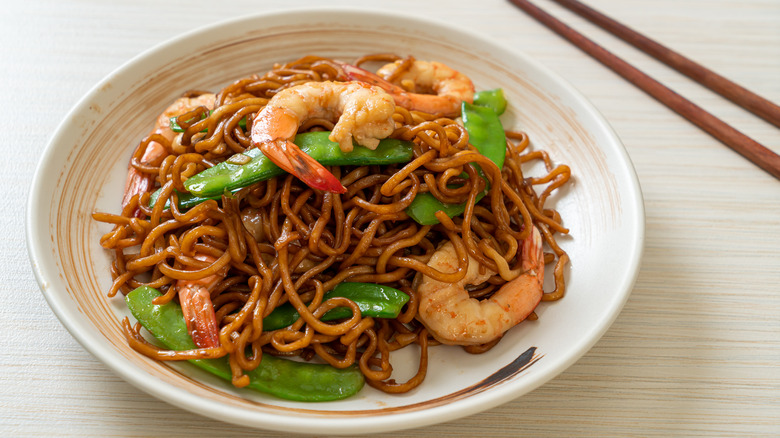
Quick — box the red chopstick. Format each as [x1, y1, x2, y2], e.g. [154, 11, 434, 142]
[508, 0, 780, 180]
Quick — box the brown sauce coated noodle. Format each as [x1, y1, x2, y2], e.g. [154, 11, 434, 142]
[93, 55, 571, 393]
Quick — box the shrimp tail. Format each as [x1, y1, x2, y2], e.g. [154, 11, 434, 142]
[340, 63, 406, 94]
[121, 140, 168, 217]
[340, 62, 465, 117]
[258, 139, 347, 194]
[121, 168, 154, 218]
[179, 285, 221, 348]
[340, 63, 418, 110]
[522, 225, 545, 281]
[121, 93, 216, 217]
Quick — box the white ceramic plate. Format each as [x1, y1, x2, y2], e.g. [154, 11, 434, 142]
[26, 8, 644, 434]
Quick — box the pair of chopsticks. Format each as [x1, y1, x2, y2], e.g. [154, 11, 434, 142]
[508, 0, 780, 180]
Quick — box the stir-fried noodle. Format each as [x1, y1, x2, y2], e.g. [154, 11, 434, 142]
[94, 54, 570, 393]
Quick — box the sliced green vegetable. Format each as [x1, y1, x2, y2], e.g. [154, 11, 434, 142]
[185, 131, 414, 197]
[405, 100, 507, 225]
[473, 88, 507, 115]
[125, 286, 364, 401]
[262, 282, 409, 331]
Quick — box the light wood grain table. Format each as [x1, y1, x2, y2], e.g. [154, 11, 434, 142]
[3, 0, 778, 436]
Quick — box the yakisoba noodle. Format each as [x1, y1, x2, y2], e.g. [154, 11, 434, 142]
[94, 54, 570, 394]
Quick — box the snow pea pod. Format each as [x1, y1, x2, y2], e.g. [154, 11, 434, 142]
[148, 131, 414, 210]
[473, 88, 507, 115]
[185, 131, 414, 197]
[461, 101, 507, 170]
[405, 101, 506, 225]
[262, 282, 410, 331]
[125, 286, 364, 401]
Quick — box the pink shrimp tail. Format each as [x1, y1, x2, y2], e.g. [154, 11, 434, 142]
[340, 63, 406, 94]
[340, 63, 418, 110]
[121, 139, 168, 217]
[179, 286, 221, 348]
[257, 140, 347, 194]
[340, 62, 461, 117]
[121, 169, 153, 218]
[522, 226, 545, 284]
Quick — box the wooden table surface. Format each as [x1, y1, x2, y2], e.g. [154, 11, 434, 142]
[3, 0, 778, 436]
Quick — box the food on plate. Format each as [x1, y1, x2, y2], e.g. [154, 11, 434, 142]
[93, 54, 571, 400]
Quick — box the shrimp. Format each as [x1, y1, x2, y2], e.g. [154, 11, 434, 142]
[340, 59, 475, 117]
[250, 81, 397, 194]
[416, 226, 545, 346]
[177, 254, 226, 349]
[122, 93, 215, 217]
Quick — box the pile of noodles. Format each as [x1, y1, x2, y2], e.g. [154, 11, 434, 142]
[94, 54, 571, 393]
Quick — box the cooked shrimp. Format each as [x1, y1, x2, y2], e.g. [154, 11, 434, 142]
[177, 253, 226, 349]
[251, 81, 396, 194]
[416, 226, 545, 346]
[341, 59, 474, 117]
[122, 93, 215, 217]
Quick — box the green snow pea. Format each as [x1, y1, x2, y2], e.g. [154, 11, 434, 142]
[149, 131, 414, 210]
[404, 100, 506, 225]
[461, 101, 507, 169]
[125, 286, 364, 402]
[473, 88, 507, 115]
[262, 282, 409, 331]
[185, 131, 414, 197]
